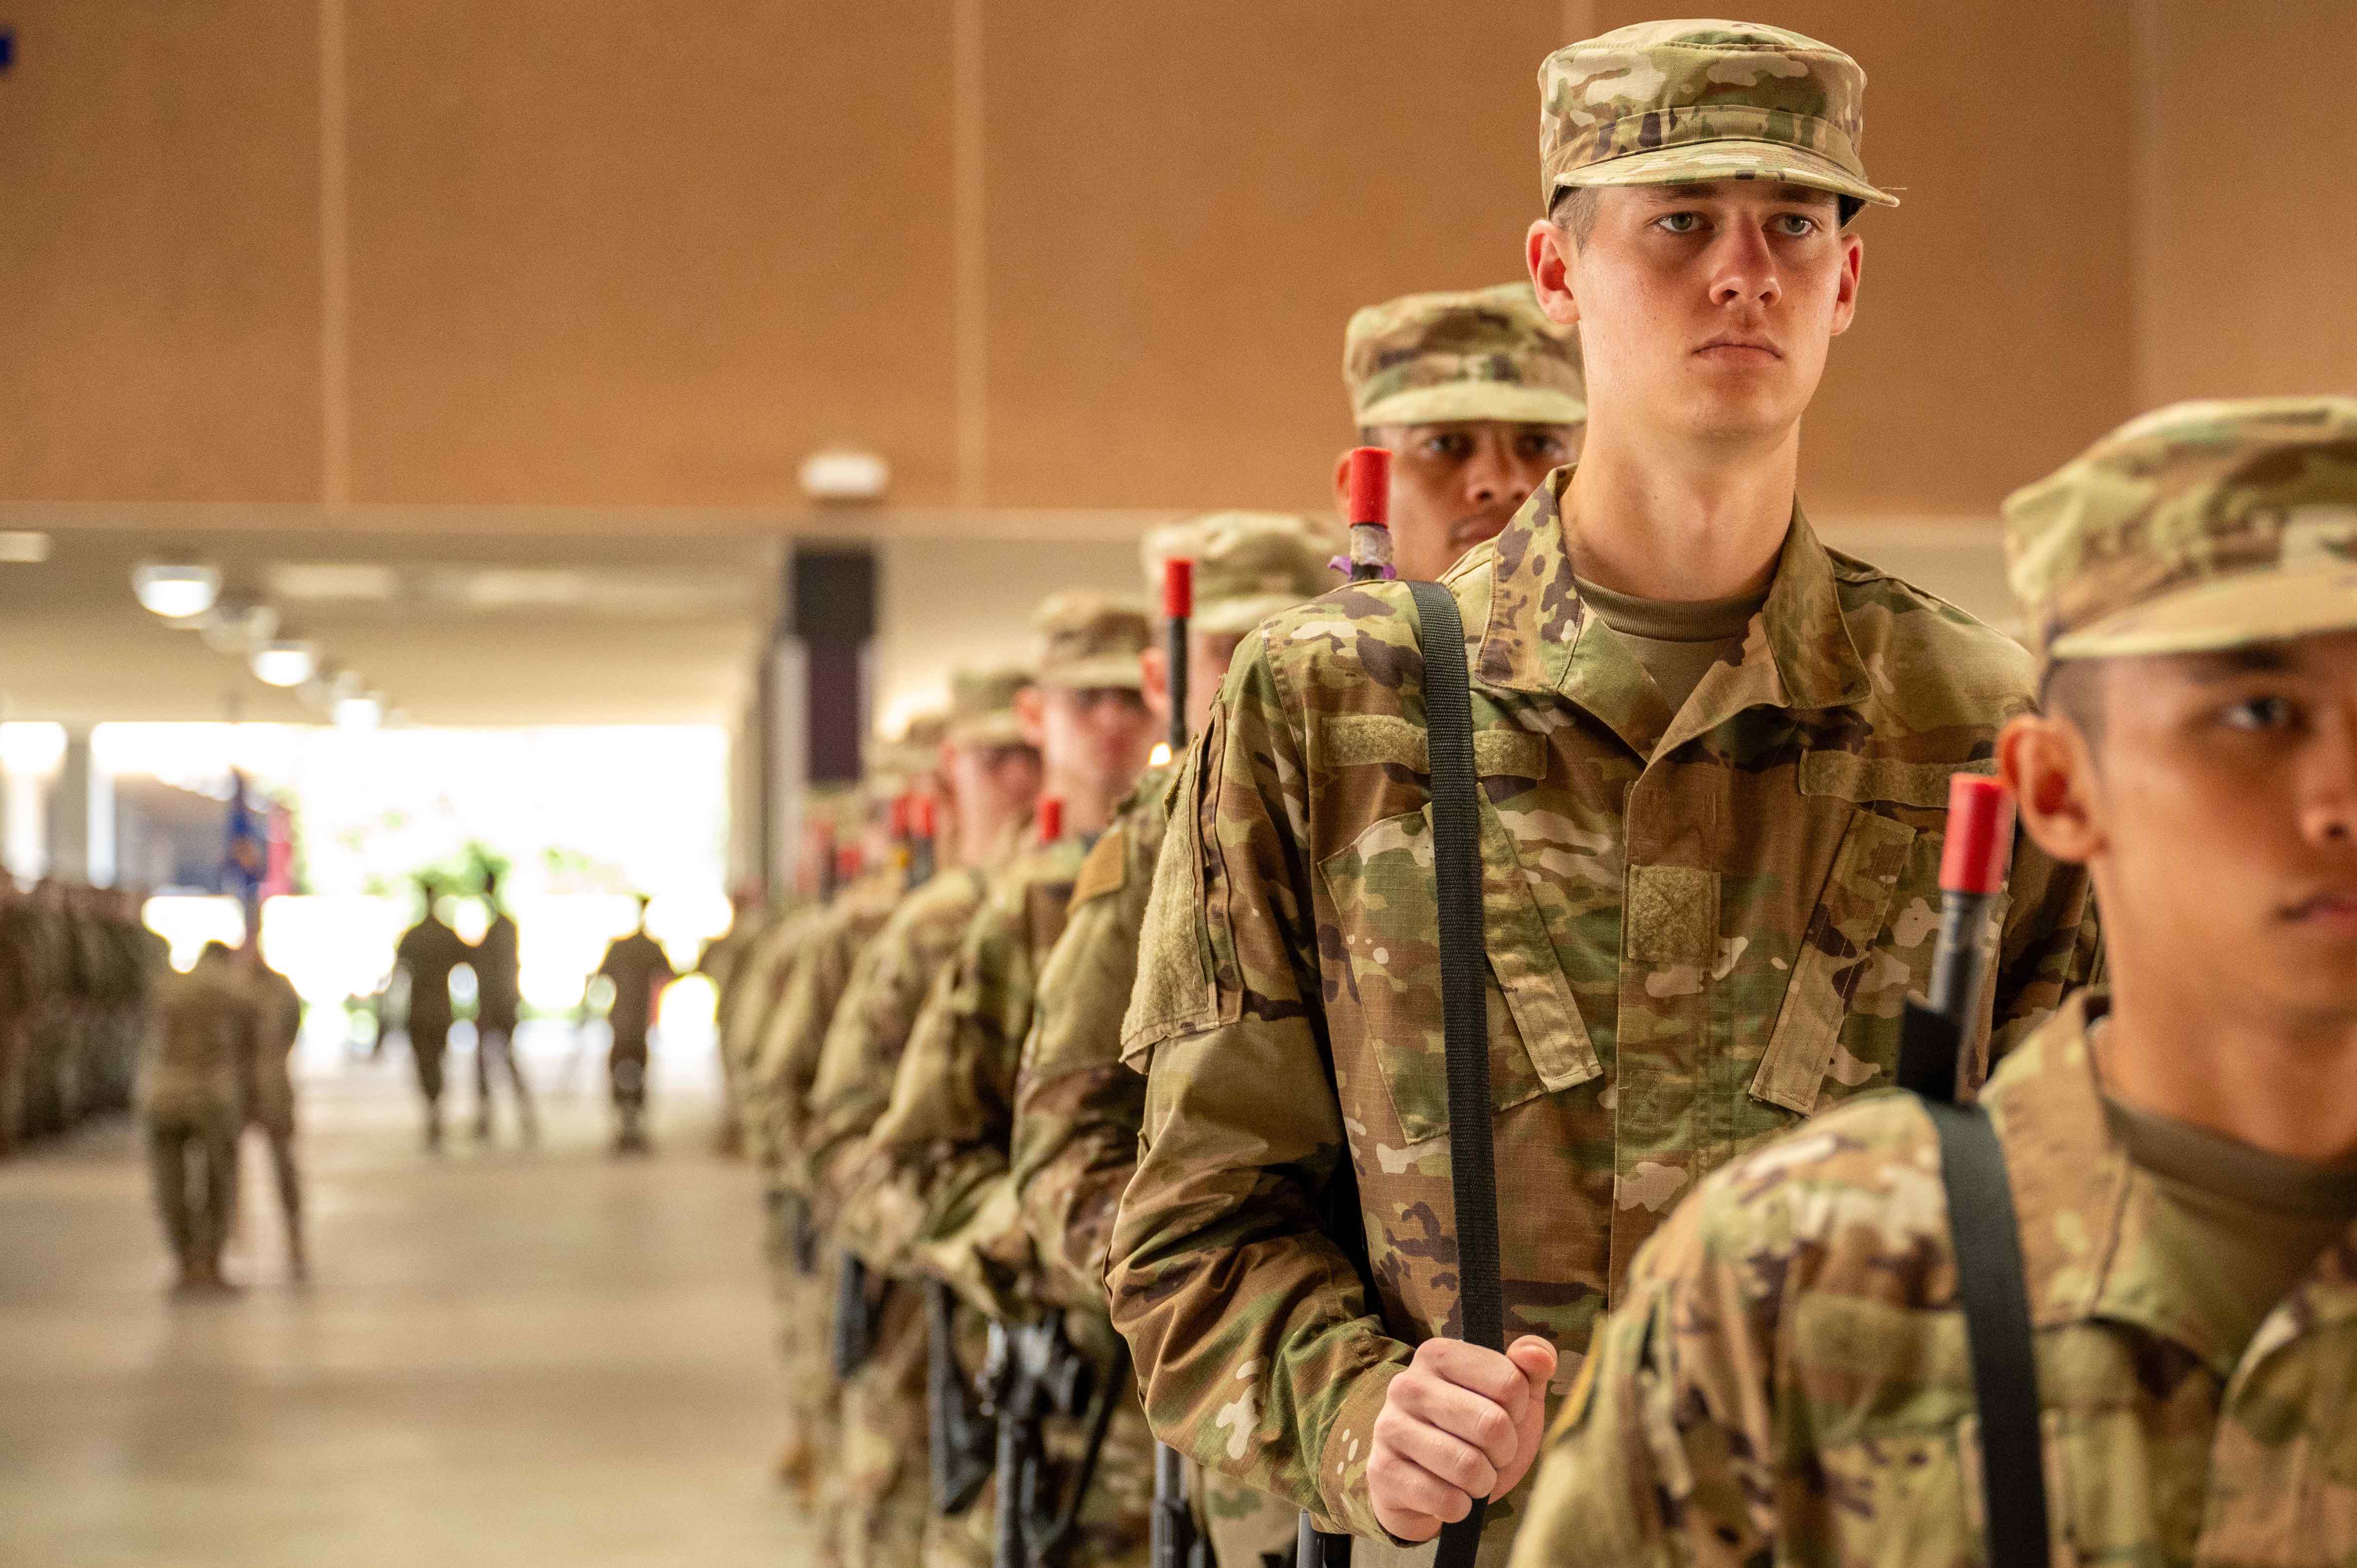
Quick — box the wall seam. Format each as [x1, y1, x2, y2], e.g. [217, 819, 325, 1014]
[320, 0, 351, 512]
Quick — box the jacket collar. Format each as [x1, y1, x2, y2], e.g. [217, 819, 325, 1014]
[1470, 465, 1871, 760]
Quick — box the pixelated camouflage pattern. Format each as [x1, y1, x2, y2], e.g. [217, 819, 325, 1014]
[948, 664, 1036, 748]
[1538, 19, 1895, 208]
[2005, 395, 2357, 665]
[1346, 283, 1586, 431]
[140, 966, 263, 1125]
[1106, 466, 2099, 1556]
[1141, 515, 1346, 637]
[1034, 591, 1154, 691]
[812, 868, 996, 1260]
[1513, 990, 2357, 1568]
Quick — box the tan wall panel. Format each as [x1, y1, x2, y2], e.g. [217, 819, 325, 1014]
[0, 1, 321, 502]
[979, 5, 1564, 512]
[1584, 1, 2138, 517]
[2141, 1, 2357, 406]
[347, 1, 957, 507]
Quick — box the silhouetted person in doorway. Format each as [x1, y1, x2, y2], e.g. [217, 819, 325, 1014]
[468, 869, 536, 1144]
[592, 896, 673, 1155]
[392, 879, 468, 1151]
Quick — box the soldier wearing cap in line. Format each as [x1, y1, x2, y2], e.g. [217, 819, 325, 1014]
[739, 714, 949, 1510]
[1006, 511, 1341, 1566]
[806, 663, 1042, 1568]
[1105, 20, 2102, 1564]
[1515, 397, 2357, 1568]
[1342, 282, 1588, 584]
[836, 593, 1161, 1567]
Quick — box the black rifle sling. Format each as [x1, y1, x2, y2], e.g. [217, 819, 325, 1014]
[1908, 1004, 2051, 1568]
[1408, 582, 1501, 1568]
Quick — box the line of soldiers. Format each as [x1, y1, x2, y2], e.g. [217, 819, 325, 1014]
[0, 878, 167, 1161]
[730, 14, 2357, 1568]
[703, 272, 1587, 1568]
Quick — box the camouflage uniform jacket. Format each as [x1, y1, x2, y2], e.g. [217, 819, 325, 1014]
[140, 967, 264, 1125]
[1513, 989, 2357, 1568]
[721, 909, 822, 1091]
[1107, 472, 2101, 1549]
[811, 867, 994, 1265]
[1010, 762, 1177, 1311]
[745, 872, 903, 1189]
[865, 837, 1085, 1322]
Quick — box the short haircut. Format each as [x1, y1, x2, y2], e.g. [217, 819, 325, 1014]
[1548, 183, 1863, 246]
[2039, 658, 2107, 753]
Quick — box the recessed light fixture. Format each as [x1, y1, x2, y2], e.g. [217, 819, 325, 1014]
[798, 448, 891, 502]
[132, 562, 222, 620]
[251, 639, 320, 688]
[0, 532, 50, 564]
[333, 692, 384, 732]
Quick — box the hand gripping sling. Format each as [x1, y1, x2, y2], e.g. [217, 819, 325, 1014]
[1897, 774, 2051, 1568]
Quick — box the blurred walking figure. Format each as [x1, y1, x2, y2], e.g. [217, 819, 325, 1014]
[468, 868, 537, 1144]
[203, 941, 308, 1281]
[392, 878, 469, 1151]
[141, 946, 263, 1295]
[593, 895, 674, 1155]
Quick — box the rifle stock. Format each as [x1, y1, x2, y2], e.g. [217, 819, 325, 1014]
[928, 1279, 997, 1516]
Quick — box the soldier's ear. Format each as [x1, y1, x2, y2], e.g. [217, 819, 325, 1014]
[1526, 219, 1579, 328]
[2000, 711, 2103, 867]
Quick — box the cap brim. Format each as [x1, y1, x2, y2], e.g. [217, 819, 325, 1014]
[1357, 384, 1587, 429]
[1037, 656, 1146, 691]
[948, 713, 1027, 746]
[1552, 141, 1897, 208]
[1195, 594, 1321, 636]
[2049, 560, 2357, 661]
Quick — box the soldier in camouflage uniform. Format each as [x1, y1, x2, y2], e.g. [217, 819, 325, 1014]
[1010, 512, 1340, 1566]
[1514, 395, 2357, 1568]
[744, 716, 946, 1512]
[1341, 283, 1587, 584]
[1106, 22, 2101, 1563]
[808, 665, 1041, 1568]
[230, 939, 308, 1281]
[141, 946, 265, 1294]
[0, 875, 47, 1159]
[392, 879, 470, 1151]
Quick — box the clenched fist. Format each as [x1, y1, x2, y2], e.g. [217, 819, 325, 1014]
[1367, 1334, 1558, 1542]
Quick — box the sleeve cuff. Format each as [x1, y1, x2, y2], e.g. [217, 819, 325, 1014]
[1315, 1359, 1406, 1541]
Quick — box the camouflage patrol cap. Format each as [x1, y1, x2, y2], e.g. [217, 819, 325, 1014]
[1033, 591, 1153, 690]
[1141, 512, 1343, 636]
[2004, 396, 2357, 667]
[1345, 283, 1586, 429]
[867, 709, 949, 799]
[946, 664, 1034, 748]
[1539, 20, 1897, 210]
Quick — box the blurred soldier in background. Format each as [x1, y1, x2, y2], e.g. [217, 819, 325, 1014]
[1342, 282, 1587, 583]
[697, 884, 769, 1155]
[225, 939, 308, 1282]
[142, 941, 263, 1295]
[469, 867, 537, 1145]
[593, 895, 676, 1155]
[743, 713, 948, 1506]
[859, 592, 1159, 1566]
[808, 664, 1038, 1568]
[392, 877, 469, 1151]
[0, 874, 46, 1158]
[1011, 511, 1338, 1566]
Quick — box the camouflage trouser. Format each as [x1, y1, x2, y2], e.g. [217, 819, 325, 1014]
[767, 1208, 844, 1510]
[146, 1110, 239, 1272]
[1198, 1465, 1301, 1568]
[838, 1281, 933, 1568]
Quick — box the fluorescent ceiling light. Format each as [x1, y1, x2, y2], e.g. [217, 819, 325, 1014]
[0, 532, 50, 564]
[798, 448, 890, 502]
[132, 562, 222, 620]
[251, 640, 319, 688]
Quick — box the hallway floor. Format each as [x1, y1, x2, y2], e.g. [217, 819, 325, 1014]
[0, 1022, 810, 1567]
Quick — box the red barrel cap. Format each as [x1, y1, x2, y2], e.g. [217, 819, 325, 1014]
[914, 794, 938, 839]
[889, 793, 912, 838]
[1163, 557, 1194, 620]
[1038, 797, 1064, 844]
[1346, 447, 1390, 529]
[1939, 774, 2016, 895]
[836, 844, 864, 880]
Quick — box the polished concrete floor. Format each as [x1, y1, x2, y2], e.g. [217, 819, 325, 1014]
[0, 1022, 812, 1567]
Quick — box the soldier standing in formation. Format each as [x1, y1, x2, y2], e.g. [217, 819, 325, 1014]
[391, 878, 470, 1151]
[141, 943, 264, 1294]
[805, 666, 1039, 1568]
[592, 895, 676, 1154]
[1515, 400, 2357, 1566]
[1106, 20, 2099, 1563]
[468, 867, 536, 1144]
[0, 880, 163, 1162]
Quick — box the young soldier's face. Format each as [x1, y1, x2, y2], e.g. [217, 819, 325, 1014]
[1337, 423, 1580, 582]
[1023, 685, 1157, 799]
[1544, 181, 1859, 449]
[1141, 629, 1248, 739]
[2009, 631, 2357, 1026]
[942, 740, 1042, 851]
